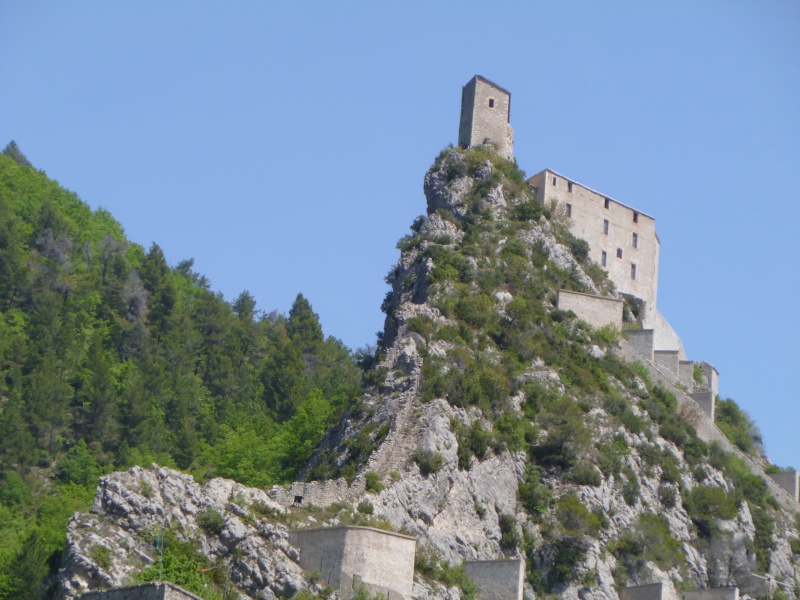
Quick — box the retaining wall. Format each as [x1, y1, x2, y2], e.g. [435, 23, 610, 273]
[698, 362, 719, 397]
[289, 526, 416, 600]
[268, 476, 366, 509]
[463, 559, 524, 600]
[556, 289, 623, 330]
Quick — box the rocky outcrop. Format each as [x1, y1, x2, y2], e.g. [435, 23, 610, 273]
[55, 466, 306, 600]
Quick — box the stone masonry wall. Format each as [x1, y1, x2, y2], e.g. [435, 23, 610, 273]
[556, 290, 623, 330]
[767, 470, 799, 503]
[528, 169, 659, 327]
[619, 582, 678, 600]
[78, 583, 202, 600]
[624, 329, 654, 361]
[458, 76, 513, 159]
[463, 559, 524, 600]
[288, 526, 416, 600]
[654, 350, 680, 377]
[683, 589, 739, 600]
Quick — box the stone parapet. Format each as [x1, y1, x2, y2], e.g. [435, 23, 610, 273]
[556, 289, 623, 330]
[678, 360, 695, 391]
[654, 350, 680, 377]
[463, 559, 525, 600]
[689, 391, 715, 420]
[767, 470, 799, 503]
[683, 589, 739, 600]
[78, 582, 202, 600]
[624, 329, 655, 361]
[620, 582, 678, 600]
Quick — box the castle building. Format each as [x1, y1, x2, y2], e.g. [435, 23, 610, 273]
[458, 75, 514, 160]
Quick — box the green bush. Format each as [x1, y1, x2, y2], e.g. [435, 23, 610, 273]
[90, 544, 112, 569]
[412, 450, 446, 476]
[614, 513, 683, 574]
[196, 508, 226, 534]
[684, 485, 738, 521]
[357, 499, 374, 515]
[658, 485, 678, 508]
[715, 398, 763, 455]
[518, 465, 552, 519]
[498, 512, 520, 550]
[569, 461, 602, 487]
[621, 468, 640, 506]
[364, 472, 384, 493]
[551, 536, 587, 583]
[556, 493, 602, 537]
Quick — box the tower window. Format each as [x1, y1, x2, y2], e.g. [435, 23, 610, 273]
[601, 251, 607, 266]
[566, 203, 572, 217]
[616, 248, 623, 259]
[631, 263, 637, 279]
[552, 176, 557, 186]
[568, 181, 573, 193]
[488, 98, 495, 108]
[632, 232, 638, 248]
[603, 219, 609, 235]
[604, 198, 610, 209]
[633, 211, 639, 223]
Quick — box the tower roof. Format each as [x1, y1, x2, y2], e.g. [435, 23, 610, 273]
[466, 74, 511, 97]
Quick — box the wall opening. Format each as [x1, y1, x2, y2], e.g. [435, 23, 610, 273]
[566, 203, 572, 217]
[633, 211, 639, 223]
[617, 248, 623, 259]
[601, 250, 607, 266]
[568, 181, 573, 193]
[552, 176, 557, 186]
[631, 263, 637, 279]
[488, 98, 495, 108]
[603, 219, 609, 234]
[604, 198, 610, 209]
[632, 232, 638, 248]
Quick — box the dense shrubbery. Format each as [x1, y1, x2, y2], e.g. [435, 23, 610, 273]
[715, 398, 763, 455]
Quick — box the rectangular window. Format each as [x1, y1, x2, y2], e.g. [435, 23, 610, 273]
[603, 219, 609, 234]
[631, 263, 637, 279]
[566, 203, 572, 217]
[552, 176, 557, 186]
[604, 198, 610, 209]
[568, 181, 573, 193]
[488, 98, 495, 108]
[632, 232, 638, 248]
[633, 211, 639, 223]
[601, 251, 607, 266]
[617, 248, 623, 259]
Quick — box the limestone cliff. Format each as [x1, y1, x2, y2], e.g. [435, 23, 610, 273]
[56, 146, 800, 600]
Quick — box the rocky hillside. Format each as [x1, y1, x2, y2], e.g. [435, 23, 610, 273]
[56, 146, 800, 599]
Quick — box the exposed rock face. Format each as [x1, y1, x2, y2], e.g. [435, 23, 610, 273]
[55, 465, 306, 600]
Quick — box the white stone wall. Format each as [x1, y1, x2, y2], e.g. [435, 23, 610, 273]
[683, 589, 739, 600]
[288, 526, 416, 600]
[620, 582, 678, 600]
[528, 169, 659, 326]
[463, 559, 524, 600]
[767, 470, 799, 503]
[458, 76, 513, 159]
[556, 289, 623, 330]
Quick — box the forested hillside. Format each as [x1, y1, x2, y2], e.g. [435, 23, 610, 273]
[0, 143, 364, 598]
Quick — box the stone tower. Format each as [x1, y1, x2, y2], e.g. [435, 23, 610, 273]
[458, 75, 514, 159]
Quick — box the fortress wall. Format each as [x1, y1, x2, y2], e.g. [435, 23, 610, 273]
[530, 169, 659, 323]
[289, 527, 416, 600]
[767, 470, 799, 503]
[689, 391, 715, 420]
[617, 339, 798, 512]
[625, 329, 654, 361]
[463, 559, 524, 600]
[556, 290, 623, 330]
[654, 350, 680, 377]
[683, 589, 739, 600]
[79, 583, 202, 600]
[651, 310, 687, 358]
[620, 582, 678, 600]
[698, 362, 719, 397]
[679, 361, 695, 391]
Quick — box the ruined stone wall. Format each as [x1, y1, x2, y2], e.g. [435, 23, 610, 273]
[288, 526, 416, 600]
[269, 476, 366, 509]
[529, 169, 659, 327]
[463, 559, 524, 600]
[556, 290, 623, 330]
[458, 76, 513, 159]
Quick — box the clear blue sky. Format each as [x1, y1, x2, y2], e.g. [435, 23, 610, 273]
[2, 2, 798, 468]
